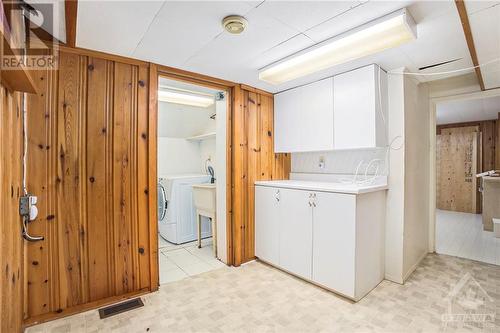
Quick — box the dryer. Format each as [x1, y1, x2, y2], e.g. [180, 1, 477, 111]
[157, 174, 212, 244]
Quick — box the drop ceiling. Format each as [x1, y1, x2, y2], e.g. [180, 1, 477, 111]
[74, 0, 500, 93]
[436, 95, 500, 125]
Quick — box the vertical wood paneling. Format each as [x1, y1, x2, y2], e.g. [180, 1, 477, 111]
[232, 86, 290, 266]
[56, 52, 85, 308]
[137, 66, 151, 290]
[148, 64, 159, 291]
[112, 62, 135, 295]
[86, 57, 111, 301]
[25, 50, 154, 324]
[0, 85, 24, 333]
[26, 69, 52, 317]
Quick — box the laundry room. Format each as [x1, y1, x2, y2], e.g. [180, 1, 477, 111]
[157, 77, 228, 284]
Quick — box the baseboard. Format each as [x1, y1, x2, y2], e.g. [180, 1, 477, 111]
[403, 251, 428, 282]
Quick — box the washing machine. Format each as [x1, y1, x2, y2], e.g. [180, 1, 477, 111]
[157, 174, 212, 244]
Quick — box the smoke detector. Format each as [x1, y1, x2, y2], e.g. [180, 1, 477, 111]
[222, 15, 248, 34]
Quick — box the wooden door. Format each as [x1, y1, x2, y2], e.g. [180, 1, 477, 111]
[278, 188, 312, 279]
[437, 127, 480, 213]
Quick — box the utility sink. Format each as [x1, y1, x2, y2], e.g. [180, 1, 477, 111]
[192, 183, 216, 215]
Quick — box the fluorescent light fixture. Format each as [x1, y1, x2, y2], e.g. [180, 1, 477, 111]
[259, 8, 416, 85]
[158, 88, 214, 108]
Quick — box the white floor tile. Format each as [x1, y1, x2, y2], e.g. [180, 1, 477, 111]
[180, 261, 214, 276]
[436, 209, 498, 266]
[159, 267, 188, 285]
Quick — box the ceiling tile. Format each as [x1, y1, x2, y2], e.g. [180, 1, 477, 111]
[76, 1, 164, 57]
[468, 3, 500, 89]
[465, 0, 500, 15]
[132, 1, 255, 67]
[305, 0, 412, 42]
[256, 1, 362, 33]
[183, 5, 298, 81]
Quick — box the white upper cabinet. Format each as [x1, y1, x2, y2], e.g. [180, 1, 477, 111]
[333, 65, 387, 150]
[274, 78, 334, 153]
[273, 64, 387, 153]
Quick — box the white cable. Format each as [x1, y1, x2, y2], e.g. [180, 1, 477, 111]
[388, 57, 500, 77]
[22, 93, 28, 196]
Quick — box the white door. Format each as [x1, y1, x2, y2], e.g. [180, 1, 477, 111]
[300, 78, 334, 151]
[255, 186, 281, 265]
[274, 87, 302, 153]
[279, 188, 313, 279]
[312, 191, 356, 297]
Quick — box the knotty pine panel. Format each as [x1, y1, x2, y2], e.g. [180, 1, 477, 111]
[24, 51, 153, 323]
[231, 86, 290, 266]
[0, 84, 24, 333]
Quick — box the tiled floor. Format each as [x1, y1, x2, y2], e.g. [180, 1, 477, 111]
[436, 209, 500, 265]
[27, 253, 500, 332]
[158, 235, 226, 284]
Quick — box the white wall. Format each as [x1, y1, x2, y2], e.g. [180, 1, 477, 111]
[384, 69, 431, 283]
[292, 148, 387, 175]
[157, 138, 203, 176]
[158, 101, 215, 138]
[402, 78, 430, 280]
[385, 70, 406, 283]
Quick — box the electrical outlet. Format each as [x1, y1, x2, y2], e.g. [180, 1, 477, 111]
[318, 156, 325, 169]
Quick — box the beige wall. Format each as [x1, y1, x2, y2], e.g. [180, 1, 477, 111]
[385, 70, 431, 283]
[403, 78, 430, 279]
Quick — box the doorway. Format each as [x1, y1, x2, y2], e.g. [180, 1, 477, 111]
[155, 75, 231, 285]
[430, 91, 500, 265]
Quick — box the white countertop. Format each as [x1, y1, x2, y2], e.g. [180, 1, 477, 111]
[254, 180, 388, 194]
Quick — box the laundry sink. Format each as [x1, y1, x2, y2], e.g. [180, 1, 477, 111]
[192, 183, 216, 215]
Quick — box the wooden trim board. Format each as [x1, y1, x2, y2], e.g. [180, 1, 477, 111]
[455, 0, 485, 91]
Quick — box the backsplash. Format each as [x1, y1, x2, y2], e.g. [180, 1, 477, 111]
[291, 148, 388, 175]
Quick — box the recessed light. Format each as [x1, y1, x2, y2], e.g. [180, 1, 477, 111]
[259, 8, 417, 85]
[222, 15, 248, 34]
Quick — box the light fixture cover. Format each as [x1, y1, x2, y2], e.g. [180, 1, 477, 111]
[259, 8, 416, 85]
[158, 89, 215, 108]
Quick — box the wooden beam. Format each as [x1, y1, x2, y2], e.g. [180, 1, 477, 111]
[455, 0, 485, 91]
[64, 0, 78, 47]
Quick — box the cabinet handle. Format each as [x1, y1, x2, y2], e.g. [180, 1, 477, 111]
[275, 190, 280, 202]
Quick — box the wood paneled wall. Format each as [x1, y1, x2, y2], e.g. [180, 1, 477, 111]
[437, 119, 497, 171]
[231, 86, 290, 266]
[436, 126, 480, 213]
[24, 50, 155, 323]
[0, 83, 24, 333]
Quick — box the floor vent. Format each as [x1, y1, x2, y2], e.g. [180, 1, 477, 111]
[98, 298, 144, 319]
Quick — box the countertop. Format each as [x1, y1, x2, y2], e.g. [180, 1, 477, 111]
[254, 180, 388, 194]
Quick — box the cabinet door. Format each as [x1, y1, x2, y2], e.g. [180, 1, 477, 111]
[300, 78, 334, 151]
[312, 192, 356, 297]
[274, 87, 302, 153]
[255, 186, 281, 265]
[334, 65, 377, 149]
[279, 188, 313, 279]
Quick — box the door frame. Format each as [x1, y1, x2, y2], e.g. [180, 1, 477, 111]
[428, 87, 500, 253]
[149, 65, 237, 289]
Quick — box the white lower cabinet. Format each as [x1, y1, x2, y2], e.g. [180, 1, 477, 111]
[255, 185, 385, 301]
[255, 186, 280, 264]
[279, 188, 312, 279]
[312, 192, 356, 298]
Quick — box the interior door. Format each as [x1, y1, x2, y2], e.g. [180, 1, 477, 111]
[279, 188, 313, 279]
